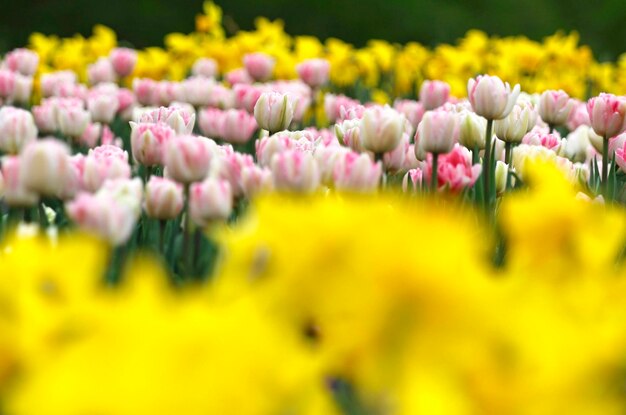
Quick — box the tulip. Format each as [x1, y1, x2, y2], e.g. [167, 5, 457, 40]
[189, 178, 233, 226]
[144, 176, 184, 220]
[0, 107, 38, 154]
[494, 102, 537, 144]
[394, 99, 425, 133]
[494, 160, 509, 195]
[109, 48, 137, 77]
[538, 90, 576, 128]
[32, 103, 57, 133]
[57, 106, 91, 139]
[87, 58, 117, 85]
[402, 168, 424, 193]
[163, 135, 216, 184]
[255, 133, 296, 166]
[82, 145, 132, 192]
[130, 122, 176, 166]
[467, 75, 520, 120]
[314, 145, 352, 185]
[383, 134, 410, 173]
[562, 126, 593, 163]
[4, 48, 39, 76]
[359, 105, 405, 155]
[87, 91, 120, 124]
[424, 144, 482, 192]
[458, 110, 486, 151]
[241, 165, 274, 197]
[271, 150, 320, 193]
[19, 139, 73, 198]
[333, 152, 382, 192]
[198, 107, 225, 138]
[566, 100, 591, 131]
[254, 92, 295, 133]
[209, 148, 255, 197]
[226, 68, 253, 85]
[40, 70, 77, 97]
[10, 73, 33, 105]
[296, 59, 330, 88]
[221, 109, 258, 144]
[192, 58, 218, 78]
[133, 78, 158, 106]
[0, 70, 16, 99]
[324, 93, 361, 123]
[419, 80, 451, 110]
[523, 131, 562, 152]
[243, 52, 275, 82]
[140, 106, 196, 135]
[417, 109, 459, 155]
[1, 156, 38, 207]
[177, 76, 216, 107]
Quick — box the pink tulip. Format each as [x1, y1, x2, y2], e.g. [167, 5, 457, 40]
[538, 89, 576, 126]
[241, 165, 274, 197]
[243, 52, 275, 82]
[587, 93, 626, 138]
[566, 100, 591, 131]
[163, 135, 216, 183]
[359, 105, 405, 154]
[296, 58, 330, 88]
[394, 99, 425, 132]
[324, 93, 361, 123]
[467, 75, 520, 120]
[57, 105, 91, 138]
[189, 178, 233, 226]
[522, 131, 562, 151]
[333, 152, 382, 192]
[198, 107, 225, 138]
[40, 71, 77, 97]
[133, 78, 158, 106]
[402, 168, 424, 192]
[82, 145, 131, 192]
[144, 176, 184, 220]
[423, 144, 482, 192]
[226, 68, 253, 85]
[79, 122, 103, 149]
[87, 57, 117, 85]
[419, 80, 451, 110]
[129, 122, 175, 166]
[191, 58, 218, 78]
[177, 76, 216, 107]
[87, 91, 119, 124]
[221, 109, 258, 144]
[4, 48, 39, 76]
[109, 48, 137, 77]
[383, 133, 410, 172]
[253, 91, 295, 133]
[416, 109, 459, 154]
[19, 138, 73, 198]
[210, 147, 255, 197]
[117, 88, 136, 115]
[0, 70, 16, 99]
[10, 73, 33, 105]
[233, 84, 265, 113]
[139, 105, 195, 135]
[0, 106, 38, 154]
[270, 150, 320, 193]
[1, 156, 38, 207]
[255, 132, 296, 166]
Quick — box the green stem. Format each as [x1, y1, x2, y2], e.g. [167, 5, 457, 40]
[182, 185, 193, 278]
[38, 202, 49, 229]
[504, 142, 512, 190]
[431, 152, 439, 192]
[483, 119, 494, 208]
[602, 136, 609, 197]
[159, 219, 167, 254]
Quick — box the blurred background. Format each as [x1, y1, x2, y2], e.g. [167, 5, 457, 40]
[0, 0, 624, 60]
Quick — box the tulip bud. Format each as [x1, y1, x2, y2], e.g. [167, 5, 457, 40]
[255, 133, 295, 166]
[0, 107, 38, 154]
[587, 93, 626, 138]
[383, 134, 410, 173]
[417, 109, 459, 154]
[419, 80, 451, 110]
[522, 131, 562, 152]
[19, 139, 73, 198]
[163, 135, 216, 184]
[10, 74, 33, 105]
[109, 48, 137, 78]
[402, 168, 424, 192]
[0, 70, 16, 99]
[458, 110, 486, 150]
[1, 156, 38, 207]
[198, 107, 225, 139]
[538, 90, 575, 127]
[424, 144, 482, 192]
[243, 52, 275, 82]
[82, 145, 131, 192]
[241, 165, 274, 197]
[254, 92, 295, 133]
[189, 178, 233, 226]
[87, 58, 117, 85]
[296, 58, 330, 88]
[87, 91, 120, 124]
[394, 99, 425, 133]
[494, 102, 537, 143]
[139, 106, 196, 135]
[566, 100, 590, 131]
[333, 152, 382, 192]
[57, 106, 91, 138]
[130, 122, 176, 166]
[494, 160, 509, 195]
[144, 176, 184, 220]
[177, 76, 216, 107]
[192, 58, 218, 78]
[5, 48, 39, 76]
[271, 150, 320, 193]
[563, 126, 593, 163]
[226, 68, 254, 86]
[359, 105, 405, 155]
[467, 75, 520, 120]
[220, 109, 258, 144]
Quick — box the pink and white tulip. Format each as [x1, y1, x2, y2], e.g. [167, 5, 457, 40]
[19, 138, 73, 198]
[82, 145, 131, 192]
[419, 80, 451, 110]
[467, 75, 520, 120]
[1, 156, 38, 206]
[130, 121, 176, 166]
[191, 58, 218, 78]
[87, 58, 117, 85]
[333, 152, 382, 192]
[417, 109, 459, 154]
[109, 48, 137, 78]
[144, 176, 184, 220]
[359, 105, 405, 154]
[254, 92, 295, 133]
[4, 48, 39, 76]
[243, 52, 275, 82]
[271, 150, 320, 193]
[221, 109, 258, 144]
[189, 178, 233, 226]
[0, 107, 38, 154]
[587, 93, 626, 138]
[423, 144, 482, 192]
[163, 135, 216, 184]
[538, 90, 576, 127]
[296, 58, 330, 88]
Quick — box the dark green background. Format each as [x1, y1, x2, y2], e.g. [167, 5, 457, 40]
[0, 0, 624, 61]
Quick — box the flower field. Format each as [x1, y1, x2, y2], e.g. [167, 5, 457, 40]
[2, 2, 626, 414]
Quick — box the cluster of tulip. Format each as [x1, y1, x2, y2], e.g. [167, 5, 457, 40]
[2, 3, 626, 414]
